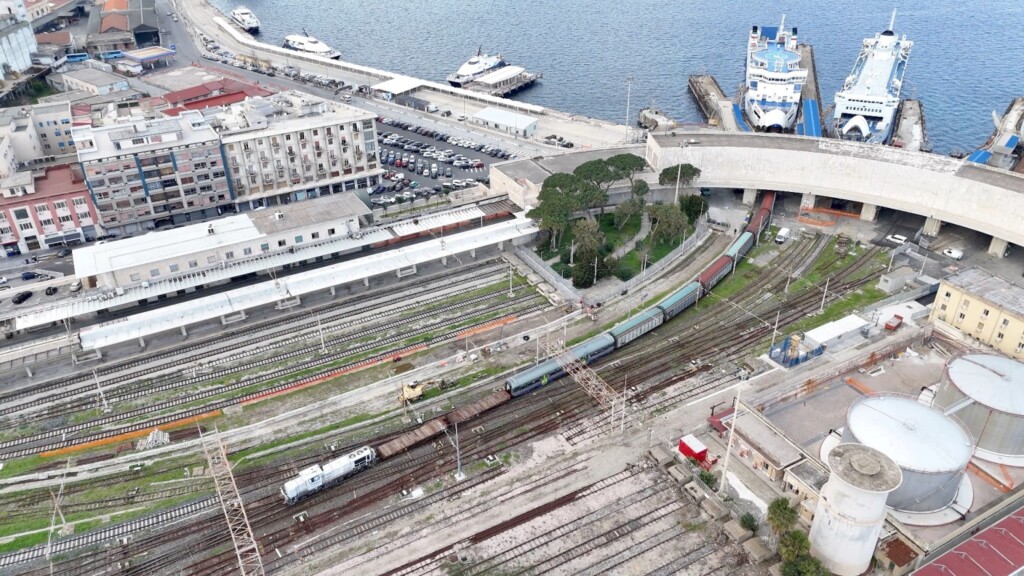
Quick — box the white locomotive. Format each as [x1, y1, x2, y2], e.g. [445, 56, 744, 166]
[281, 446, 377, 504]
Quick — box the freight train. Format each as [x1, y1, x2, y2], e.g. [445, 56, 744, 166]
[282, 192, 776, 504]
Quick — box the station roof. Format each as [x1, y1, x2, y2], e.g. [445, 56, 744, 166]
[372, 76, 424, 95]
[122, 46, 177, 62]
[732, 411, 802, 469]
[473, 66, 525, 86]
[78, 215, 537, 349]
[804, 314, 868, 345]
[472, 106, 537, 129]
[912, 504, 1024, 576]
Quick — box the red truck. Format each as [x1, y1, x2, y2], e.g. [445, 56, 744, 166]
[885, 314, 904, 331]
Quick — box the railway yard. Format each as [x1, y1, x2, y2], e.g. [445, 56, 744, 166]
[0, 197, 910, 576]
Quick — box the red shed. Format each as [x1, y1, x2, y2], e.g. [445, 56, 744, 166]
[678, 434, 708, 462]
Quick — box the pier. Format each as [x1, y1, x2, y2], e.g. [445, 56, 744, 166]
[794, 44, 823, 137]
[687, 75, 728, 128]
[891, 99, 930, 152]
[464, 66, 541, 98]
[965, 98, 1024, 171]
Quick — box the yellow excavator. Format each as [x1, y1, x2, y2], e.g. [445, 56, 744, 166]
[398, 379, 447, 405]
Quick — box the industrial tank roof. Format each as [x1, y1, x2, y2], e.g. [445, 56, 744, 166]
[847, 395, 972, 472]
[947, 354, 1024, 415]
[828, 443, 902, 493]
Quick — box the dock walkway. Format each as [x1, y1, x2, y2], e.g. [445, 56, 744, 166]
[794, 44, 823, 137]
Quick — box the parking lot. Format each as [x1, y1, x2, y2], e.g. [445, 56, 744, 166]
[368, 117, 512, 207]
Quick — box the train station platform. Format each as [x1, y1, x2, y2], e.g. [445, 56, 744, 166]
[77, 215, 537, 350]
[8, 202, 514, 332]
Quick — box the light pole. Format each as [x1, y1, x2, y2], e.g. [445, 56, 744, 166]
[673, 143, 689, 205]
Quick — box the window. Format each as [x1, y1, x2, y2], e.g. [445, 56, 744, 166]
[130, 273, 141, 282]
[19, 222, 33, 231]
[977, 322, 985, 331]
[59, 215, 73, 223]
[294, 235, 303, 244]
[35, 204, 49, 215]
[1002, 318, 1010, 327]
[996, 332, 1005, 343]
[956, 313, 965, 323]
[224, 251, 234, 260]
[311, 231, 320, 240]
[169, 264, 179, 273]
[150, 268, 160, 278]
[243, 247, 252, 256]
[328, 228, 336, 236]
[54, 201, 68, 210]
[1018, 342, 1024, 353]
[277, 239, 286, 247]
[188, 260, 198, 269]
[207, 255, 217, 264]
[943, 291, 951, 300]
[939, 304, 947, 311]
[13, 208, 28, 220]
[260, 243, 270, 252]
[39, 218, 53, 227]
[983, 309, 990, 317]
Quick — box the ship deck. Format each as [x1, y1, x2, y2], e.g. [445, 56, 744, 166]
[751, 43, 800, 72]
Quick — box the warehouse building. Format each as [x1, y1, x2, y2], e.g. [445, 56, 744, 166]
[929, 268, 1024, 360]
[471, 106, 537, 138]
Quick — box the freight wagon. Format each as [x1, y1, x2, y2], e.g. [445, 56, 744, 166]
[725, 232, 754, 262]
[699, 255, 733, 292]
[609, 308, 664, 348]
[656, 282, 701, 320]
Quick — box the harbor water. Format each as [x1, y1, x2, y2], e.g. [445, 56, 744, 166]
[210, 0, 1024, 154]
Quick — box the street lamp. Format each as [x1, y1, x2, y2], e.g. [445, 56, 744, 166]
[673, 142, 689, 205]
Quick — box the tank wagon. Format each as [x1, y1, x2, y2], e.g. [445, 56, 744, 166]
[282, 194, 780, 504]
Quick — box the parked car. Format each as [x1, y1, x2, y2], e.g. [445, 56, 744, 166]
[0, 276, 6, 284]
[942, 248, 964, 260]
[21, 271, 36, 280]
[885, 234, 908, 246]
[58, 247, 72, 257]
[70, 279, 82, 292]
[12, 291, 32, 304]
[45, 286, 58, 296]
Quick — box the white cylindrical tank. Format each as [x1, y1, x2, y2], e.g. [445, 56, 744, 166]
[934, 354, 1024, 463]
[842, 394, 973, 512]
[810, 443, 902, 576]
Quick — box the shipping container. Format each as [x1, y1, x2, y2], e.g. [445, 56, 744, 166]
[609, 308, 664, 348]
[656, 282, 701, 320]
[698, 255, 732, 292]
[725, 232, 754, 262]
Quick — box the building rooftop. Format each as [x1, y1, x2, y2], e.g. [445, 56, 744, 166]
[34, 31, 73, 46]
[943, 267, 1024, 320]
[472, 106, 537, 128]
[74, 110, 218, 162]
[474, 66, 526, 86]
[828, 443, 902, 493]
[162, 78, 271, 105]
[64, 67, 127, 88]
[785, 458, 829, 493]
[912, 504, 1024, 576]
[249, 193, 370, 235]
[732, 410, 803, 469]
[946, 354, 1024, 416]
[208, 91, 372, 139]
[33, 164, 88, 197]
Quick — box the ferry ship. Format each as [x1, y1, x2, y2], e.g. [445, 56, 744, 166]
[283, 33, 341, 60]
[230, 6, 260, 34]
[831, 11, 913, 144]
[447, 48, 507, 87]
[742, 17, 807, 132]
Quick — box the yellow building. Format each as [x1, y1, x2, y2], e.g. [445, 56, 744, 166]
[930, 268, 1024, 360]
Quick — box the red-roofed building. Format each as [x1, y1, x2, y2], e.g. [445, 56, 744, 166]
[913, 507, 1024, 576]
[34, 30, 75, 51]
[99, 13, 128, 33]
[162, 79, 271, 107]
[182, 91, 253, 111]
[1, 165, 100, 255]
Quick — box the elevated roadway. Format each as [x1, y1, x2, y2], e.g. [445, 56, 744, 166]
[646, 131, 1024, 256]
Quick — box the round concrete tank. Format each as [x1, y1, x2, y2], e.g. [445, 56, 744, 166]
[842, 394, 972, 513]
[810, 443, 902, 576]
[934, 354, 1024, 463]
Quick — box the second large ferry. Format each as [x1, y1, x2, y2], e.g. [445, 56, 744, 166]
[742, 17, 807, 132]
[831, 11, 913, 144]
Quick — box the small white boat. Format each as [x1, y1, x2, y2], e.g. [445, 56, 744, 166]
[283, 33, 341, 60]
[230, 6, 260, 34]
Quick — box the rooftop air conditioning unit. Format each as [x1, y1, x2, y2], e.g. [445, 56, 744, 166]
[273, 211, 284, 220]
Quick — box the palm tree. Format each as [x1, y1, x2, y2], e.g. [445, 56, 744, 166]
[766, 497, 799, 550]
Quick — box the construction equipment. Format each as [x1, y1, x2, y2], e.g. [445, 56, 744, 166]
[398, 379, 446, 405]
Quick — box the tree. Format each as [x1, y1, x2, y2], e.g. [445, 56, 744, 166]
[647, 203, 687, 245]
[679, 195, 709, 225]
[781, 555, 829, 576]
[573, 160, 615, 213]
[605, 153, 647, 186]
[779, 530, 810, 562]
[571, 218, 604, 259]
[739, 512, 759, 534]
[767, 497, 799, 537]
[528, 172, 596, 248]
[658, 163, 701, 187]
[631, 179, 649, 201]
[613, 200, 637, 230]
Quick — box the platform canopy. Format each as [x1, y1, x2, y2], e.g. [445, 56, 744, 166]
[122, 45, 177, 63]
[372, 76, 424, 95]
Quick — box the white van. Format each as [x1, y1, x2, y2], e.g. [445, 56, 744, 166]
[775, 227, 791, 244]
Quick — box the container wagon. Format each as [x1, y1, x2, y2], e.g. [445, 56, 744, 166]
[699, 255, 732, 292]
[725, 232, 754, 262]
[656, 282, 701, 320]
[609, 308, 664, 348]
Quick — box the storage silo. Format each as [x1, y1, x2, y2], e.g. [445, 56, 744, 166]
[809, 443, 902, 576]
[842, 394, 973, 513]
[934, 354, 1024, 464]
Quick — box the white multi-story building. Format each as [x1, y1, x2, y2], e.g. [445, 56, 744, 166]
[0, 0, 36, 76]
[208, 92, 381, 211]
[74, 110, 233, 235]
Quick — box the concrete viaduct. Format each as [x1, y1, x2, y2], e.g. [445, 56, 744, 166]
[645, 131, 1024, 256]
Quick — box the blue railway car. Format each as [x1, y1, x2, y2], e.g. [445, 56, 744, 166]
[505, 334, 616, 397]
[609, 308, 664, 348]
[725, 232, 754, 262]
[656, 282, 701, 320]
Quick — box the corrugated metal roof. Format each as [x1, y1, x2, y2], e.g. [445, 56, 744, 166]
[472, 106, 537, 129]
[912, 507, 1024, 576]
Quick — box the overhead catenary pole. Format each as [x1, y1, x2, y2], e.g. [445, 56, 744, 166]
[819, 276, 830, 313]
[717, 387, 742, 497]
[770, 309, 781, 350]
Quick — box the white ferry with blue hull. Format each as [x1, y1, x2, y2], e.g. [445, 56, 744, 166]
[832, 10, 913, 144]
[743, 17, 807, 132]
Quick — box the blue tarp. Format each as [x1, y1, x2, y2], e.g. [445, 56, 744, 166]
[966, 150, 993, 164]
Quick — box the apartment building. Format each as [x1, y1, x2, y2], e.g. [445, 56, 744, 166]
[74, 109, 233, 235]
[208, 91, 381, 210]
[1, 163, 99, 255]
[929, 268, 1024, 360]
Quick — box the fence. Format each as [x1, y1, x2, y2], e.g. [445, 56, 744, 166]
[514, 246, 581, 304]
[622, 213, 710, 293]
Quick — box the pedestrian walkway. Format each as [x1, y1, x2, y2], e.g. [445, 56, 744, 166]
[611, 212, 651, 259]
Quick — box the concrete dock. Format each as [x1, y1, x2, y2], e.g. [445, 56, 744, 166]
[794, 44, 823, 137]
[964, 97, 1023, 169]
[891, 99, 929, 152]
[687, 75, 729, 128]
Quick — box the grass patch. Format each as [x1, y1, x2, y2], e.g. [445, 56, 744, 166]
[598, 213, 642, 248]
[230, 412, 378, 463]
[0, 455, 46, 479]
[784, 287, 888, 336]
[0, 531, 50, 554]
